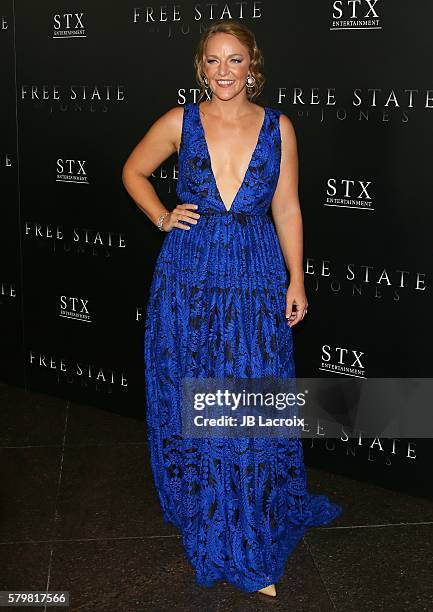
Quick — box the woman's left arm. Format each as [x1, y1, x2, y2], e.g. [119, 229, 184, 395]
[271, 113, 308, 327]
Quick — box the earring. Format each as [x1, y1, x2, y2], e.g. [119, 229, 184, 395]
[203, 75, 208, 86]
[246, 74, 255, 88]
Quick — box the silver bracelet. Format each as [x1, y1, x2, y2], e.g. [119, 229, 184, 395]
[157, 211, 170, 232]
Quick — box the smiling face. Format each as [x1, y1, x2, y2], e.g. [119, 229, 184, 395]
[202, 32, 251, 100]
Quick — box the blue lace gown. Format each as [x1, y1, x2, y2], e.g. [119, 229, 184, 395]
[144, 101, 342, 592]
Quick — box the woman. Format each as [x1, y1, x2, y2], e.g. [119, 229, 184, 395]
[122, 20, 342, 598]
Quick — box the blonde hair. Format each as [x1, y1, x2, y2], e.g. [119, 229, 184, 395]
[193, 20, 265, 102]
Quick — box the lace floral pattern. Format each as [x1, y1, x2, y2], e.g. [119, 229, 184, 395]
[144, 102, 342, 592]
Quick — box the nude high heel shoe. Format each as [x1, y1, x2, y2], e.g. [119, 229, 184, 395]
[257, 583, 277, 597]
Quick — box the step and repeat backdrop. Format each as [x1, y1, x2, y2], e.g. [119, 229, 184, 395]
[1, 1, 432, 496]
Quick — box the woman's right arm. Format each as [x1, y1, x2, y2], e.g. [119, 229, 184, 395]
[121, 106, 200, 231]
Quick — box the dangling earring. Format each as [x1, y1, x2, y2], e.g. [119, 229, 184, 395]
[246, 74, 255, 88]
[202, 74, 211, 98]
[203, 75, 209, 89]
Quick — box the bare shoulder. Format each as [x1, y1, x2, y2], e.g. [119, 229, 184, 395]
[278, 113, 296, 136]
[122, 105, 186, 177]
[144, 104, 185, 153]
[163, 104, 185, 124]
[154, 104, 184, 134]
[277, 112, 298, 149]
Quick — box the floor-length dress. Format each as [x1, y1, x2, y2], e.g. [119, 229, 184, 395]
[144, 101, 342, 592]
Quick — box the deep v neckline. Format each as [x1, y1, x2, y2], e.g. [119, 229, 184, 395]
[196, 102, 267, 213]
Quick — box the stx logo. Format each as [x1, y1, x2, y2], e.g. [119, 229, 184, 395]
[60, 296, 89, 313]
[332, 0, 379, 19]
[327, 178, 372, 200]
[325, 178, 374, 210]
[59, 296, 91, 322]
[53, 13, 84, 30]
[322, 345, 365, 368]
[56, 159, 89, 184]
[320, 345, 366, 378]
[57, 159, 86, 175]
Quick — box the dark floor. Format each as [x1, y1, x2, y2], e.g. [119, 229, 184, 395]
[0, 383, 432, 612]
